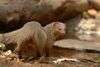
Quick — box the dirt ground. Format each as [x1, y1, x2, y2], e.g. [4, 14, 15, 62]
[0, 45, 100, 67]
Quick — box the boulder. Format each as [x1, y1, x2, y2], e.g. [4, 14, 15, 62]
[88, 0, 100, 10]
[0, 0, 89, 32]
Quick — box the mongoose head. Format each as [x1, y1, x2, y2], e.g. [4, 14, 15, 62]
[52, 21, 66, 40]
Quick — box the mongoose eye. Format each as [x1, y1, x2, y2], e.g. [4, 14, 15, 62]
[58, 28, 61, 30]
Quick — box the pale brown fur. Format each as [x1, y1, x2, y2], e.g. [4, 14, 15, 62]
[14, 21, 48, 59]
[0, 21, 66, 60]
[0, 28, 19, 51]
[0, 21, 48, 58]
[44, 21, 66, 40]
[16, 21, 66, 59]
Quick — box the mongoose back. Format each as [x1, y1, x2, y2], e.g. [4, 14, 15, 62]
[15, 21, 47, 59]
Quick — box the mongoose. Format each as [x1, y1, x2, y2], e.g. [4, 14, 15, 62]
[0, 21, 66, 60]
[17, 21, 66, 60]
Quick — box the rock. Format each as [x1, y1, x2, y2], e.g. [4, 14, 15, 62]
[87, 9, 98, 17]
[54, 39, 100, 51]
[0, 0, 89, 32]
[95, 11, 100, 19]
[65, 15, 83, 39]
[65, 15, 100, 42]
[75, 19, 100, 42]
[0, 42, 6, 51]
[88, 0, 100, 10]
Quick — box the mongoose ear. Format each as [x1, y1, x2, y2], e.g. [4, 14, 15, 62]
[52, 21, 59, 27]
